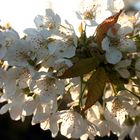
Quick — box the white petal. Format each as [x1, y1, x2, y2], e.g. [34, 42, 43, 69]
[34, 15, 44, 28]
[9, 106, 22, 120]
[0, 103, 11, 114]
[60, 111, 86, 139]
[0, 45, 7, 59]
[117, 69, 130, 79]
[50, 115, 59, 138]
[4, 39, 35, 66]
[24, 28, 39, 36]
[22, 98, 37, 116]
[40, 120, 50, 130]
[101, 37, 110, 51]
[105, 47, 122, 64]
[80, 134, 88, 140]
[115, 59, 131, 69]
[120, 39, 137, 53]
[3, 79, 16, 98]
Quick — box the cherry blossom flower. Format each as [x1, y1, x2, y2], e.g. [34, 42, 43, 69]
[4, 39, 36, 67]
[114, 59, 131, 78]
[0, 66, 35, 101]
[0, 29, 19, 59]
[40, 112, 61, 138]
[102, 37, 122, 64]
[0, 89, 26, 120]
[34, 8, 61, 36]
[59, 110, 87, 139]
[0, 1, 140, 140]
[119, 39, 137, 53]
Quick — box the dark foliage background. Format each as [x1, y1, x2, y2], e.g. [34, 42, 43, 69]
[0, 111, 131, 140]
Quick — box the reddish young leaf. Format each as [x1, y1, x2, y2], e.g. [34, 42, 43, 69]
[83, 67, 107, 111]
[57, 57, 99, 79]
[96, 10, 123, 46]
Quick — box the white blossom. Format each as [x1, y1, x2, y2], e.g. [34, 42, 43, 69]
[102, 37, 122, 64]
[34, 8, 61, 35]
[4, 39, 36, 67]
[40, 112, 61, 138]
[0, 89, 26, 120]
[105, 47, 122, 64]
[59, 110, 87, 139]
[86, 103, 111, 137]
[119, 39, 137, 53]
[115, 59, 131, 78]
[0, 1, 139, 140]
[0, 29, 19, 59]
[24, 28, 50, 63]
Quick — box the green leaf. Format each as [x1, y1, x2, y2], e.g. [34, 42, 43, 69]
[58, 57, 100, 79]
[83, 67, 107, 111]
[108, 71, 125, 92]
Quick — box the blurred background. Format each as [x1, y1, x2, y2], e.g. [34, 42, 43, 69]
[0, 112, 120, 140]
[0, 0, 139, 36]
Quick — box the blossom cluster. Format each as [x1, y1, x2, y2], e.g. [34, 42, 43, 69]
[0, 0, 140, 139]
